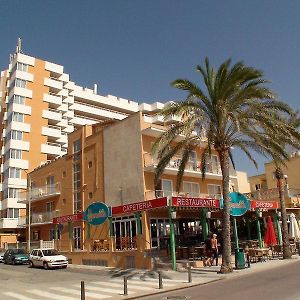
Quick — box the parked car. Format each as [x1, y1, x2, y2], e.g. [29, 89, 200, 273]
[29, 248, 68, 270]
[3, 248, 29, 265]
[0, 248, 6, 262]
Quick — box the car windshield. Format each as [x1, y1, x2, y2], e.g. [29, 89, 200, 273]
[12, 249, 26, 254]
[42, 249, 59, 256]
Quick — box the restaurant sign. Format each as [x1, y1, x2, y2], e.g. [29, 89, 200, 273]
[53, 213, 82, 224]
[112, 197, 168, 215]
[229, 192, 250, 217]
[172, 197, 220, 208]
[83, 202, 111, 225]
[251, 200, 279, 210]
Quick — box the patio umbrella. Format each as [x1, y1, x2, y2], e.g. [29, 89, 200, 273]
[264, 216, 278, 247]
[289, 213, 300, 241]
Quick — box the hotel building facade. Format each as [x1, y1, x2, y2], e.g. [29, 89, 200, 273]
[0, 43, 181, 245]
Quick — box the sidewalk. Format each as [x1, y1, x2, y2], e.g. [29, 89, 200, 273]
[68, 255, 299, 299]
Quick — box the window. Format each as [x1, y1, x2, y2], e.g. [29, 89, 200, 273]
[5, 167, 21, 178]
[7, 130, 23, 140]
[4, 188, 20, 199]
[9, 95, 25, 105]
[17, 62, 28, 72]
[113, 216, 137, 250]
[88, 192, 93, 199]
[14, 79, 27, 88]
[5, 208, 19, 218]
[49, 228, 61, 240]
[162, 179, 173, 197]
[46, 201, 54, 212]
[73, 192, 81, 213]
[255, 184, 261, 191]
[8, 112, 24, 123]
[183, 182, 200, 197]
[32, 231, 40, 241]
[73, 227, 81, 250]
[62, 171, 66, 178]
[73, 139, 81, 161]
[206, 155, 220, 174]
[7, 149, 22, 159]
[46, 176, 55, 193]
[88, 161, 92, 168]
[207, 184, 222, 198]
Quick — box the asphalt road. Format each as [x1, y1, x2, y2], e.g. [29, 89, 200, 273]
[141, 260, 300, 300]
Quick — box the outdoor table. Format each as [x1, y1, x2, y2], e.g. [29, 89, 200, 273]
[194, 246, 205, 258]
[248, 248, 270, 262]
[178, 246, 189, 259]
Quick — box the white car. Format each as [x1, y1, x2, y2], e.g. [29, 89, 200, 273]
[29, 248, 68, 270]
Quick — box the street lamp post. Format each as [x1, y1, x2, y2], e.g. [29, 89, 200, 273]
[25, 171, 31, 253]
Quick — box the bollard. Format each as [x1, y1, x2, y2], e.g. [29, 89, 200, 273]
[247, 254, 251, 268]
[158, 271, 163, 289]
[188, 262, 192, 283]
[81, 281, 85, 300]
[124, 276, 128, 296]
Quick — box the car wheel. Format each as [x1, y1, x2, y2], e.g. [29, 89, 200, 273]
[12, 259, 16, 265]
[29, 261, 34, 268]
[43, 262, 49, 270]
[3, 259, 7, 264]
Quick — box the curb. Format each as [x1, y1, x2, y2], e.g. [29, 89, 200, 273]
[124, 278, 223, 300]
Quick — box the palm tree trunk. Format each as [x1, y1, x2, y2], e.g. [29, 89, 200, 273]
[276, 168, 292, 259]
[218, 150, 233, 273]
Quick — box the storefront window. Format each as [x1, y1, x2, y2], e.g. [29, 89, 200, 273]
[150, 219, 171, 249]
[113, 216, 137, 250]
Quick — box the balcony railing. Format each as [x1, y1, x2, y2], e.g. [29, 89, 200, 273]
[145, 190, 222, 200]
[143, 153, 237, 176]
[18, 211, 55, 226]
[19, 183, 61, 203]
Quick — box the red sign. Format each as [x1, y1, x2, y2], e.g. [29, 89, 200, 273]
[112, 197, 168, 215]
[53, 213, 82, 224]
[172, 197, 220, 208]
[251, 200, 279, 210]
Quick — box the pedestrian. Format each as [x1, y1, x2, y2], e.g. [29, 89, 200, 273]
[210, 233, 219, 266]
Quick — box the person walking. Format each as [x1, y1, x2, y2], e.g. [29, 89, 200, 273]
[211, 233, 219, 266]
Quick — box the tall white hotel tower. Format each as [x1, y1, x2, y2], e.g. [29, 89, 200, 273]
[0, 39, 176, 242]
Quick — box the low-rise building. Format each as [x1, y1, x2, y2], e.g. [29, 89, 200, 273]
[19, 112, 239, 268]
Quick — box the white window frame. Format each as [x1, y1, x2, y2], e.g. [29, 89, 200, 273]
[207, 184, 222, 198]
[162, 179, 173, 197]
[183, 181, 200, 197]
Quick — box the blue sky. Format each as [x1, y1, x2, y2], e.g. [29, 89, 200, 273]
[0, 0, 299, 176]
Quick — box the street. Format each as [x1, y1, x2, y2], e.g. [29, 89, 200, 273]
[141, 260, 300, 300]
[0, 259, 299, 299]
[0, 263, 194, 299]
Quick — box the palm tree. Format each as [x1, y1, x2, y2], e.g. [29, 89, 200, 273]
[270, 113, 300, 259]
[153, 58, 300, 273]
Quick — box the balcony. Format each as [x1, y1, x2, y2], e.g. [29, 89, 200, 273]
[143, 152, 237, 179]
[41, 142, 63, 156]
[18, 211, 55, 226]
[19, 183, 61, 204]
[145, 190, 222, 201]
[43, 93, 62, 106]
[44, 77, 63, 91]
[0, 218, 19, 229]
[31, 211, 55, 225]
[42, 108, 62, 122]
[41, 125, 61, 138]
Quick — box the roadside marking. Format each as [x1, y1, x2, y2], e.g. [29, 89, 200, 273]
[49, 287, 112, 299]
[28, 289, 76, 300]
[89, 281, 153, 291]
[3, 292, 39, 300]
[112, 278, 176, 286]
[73, 283, 138, 293]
